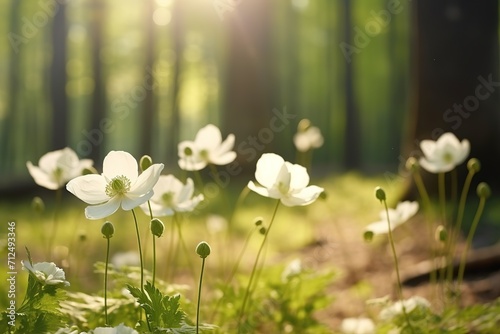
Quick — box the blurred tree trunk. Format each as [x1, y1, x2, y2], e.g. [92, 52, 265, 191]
[88, 0, 106, 163]
[50, 2, 68, 150]
[1, 0, 21, 171]
[167, 0, 183, 162]
[223, 0, 275, 173]
[405, 0, 500, 196]
[387, 0, 407, 156]
[341, 0, 361, 169]
[140, 0, 156, 156]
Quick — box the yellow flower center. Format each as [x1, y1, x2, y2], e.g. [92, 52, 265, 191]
[442, 151, 454, 164]
[200, 149, 209, 160]
[53, 167, 63, 184]
[162, 192, 174, 206]
[105, 175, 131, 197]
[278, 181, 290, 195]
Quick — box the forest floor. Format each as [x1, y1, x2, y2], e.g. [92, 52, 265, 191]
[306, 212, 500, 331]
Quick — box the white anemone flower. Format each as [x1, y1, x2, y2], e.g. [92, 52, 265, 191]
[293, 126, 324, 152]
[86, 323, 138, 334]
[379, 296, 430, 321]
[178, 124, 236, 171]
[365, 201, 419, 237]
[21, 260, 70, 286]
[66, 151, 164, 220]
[419, 132, 470, 173]
[340, 317, 375, 334]
[141, 175, 204, 217]
[247, 153, 324, 207]
[281, 258, 302, 282]
[26, 147, 93, 190]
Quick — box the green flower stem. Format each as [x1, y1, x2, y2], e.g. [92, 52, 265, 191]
[48, 187, 62, 259]
[196, 257, 207, 334]
[209, 164, 221, 185]
[225, 186, 250, 265]
[147, 201, 157, 288]
[237, 200, 280, 333]
[174, 213, 196, 280]
[104, 235, 110, 325]
[382, 199, 414, 334]
[152, 234, 157, 287]
[456, 194, 487, 290]
[193, 170, 205, 190]
[446, 168, 475, 286]
[437, 172, 448, 287]
[438, 172, 447, 229]
[210, 224, 257, 323]
[412, 170, 438, 290]
[132, 209, 145, 291]
[165, 219, 176, 280]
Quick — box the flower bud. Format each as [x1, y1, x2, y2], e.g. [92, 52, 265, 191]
[196, 241, 211, 258]
[140, 155, 153, 172]
[319, 191, 328, 200]
[31, 196, 45, 214]
[477, 182, 491, 199]
[435, 225, 447, 243]
[82, 166, 98, 175]
[297, 118, 311, 132]
[78, 231, 87, 242]
[254, 217, 263, 226]
[363, 230, 374, 242]
[259, 227, 267, 235]
[405, 157, 419, 173]
[467, 158, 481, 173]
[101, 221, 115, 239]
[150, 218, 165, 237]
[375, 187, 386, 202]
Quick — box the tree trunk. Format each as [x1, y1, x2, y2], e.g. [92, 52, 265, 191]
[2, 0, 23, 172]
[88, 0, 106, 163]
[341, 0, 361, 169]
[50, 2, 68, 150]
[223, 0, 275, 174]
[405, 0, 500, 197]
[140, 0, 156, 156]
[167, 0, 184, 163]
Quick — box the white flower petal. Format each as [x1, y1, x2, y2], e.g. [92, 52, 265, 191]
[27, 162, 59, 190]
[176, 194, 204, 212]
[178, 157, 206, 171]
[210, 151, 237, 165]
[102, 151, 138, 181]
[340, 317, 375, 334]
[419, 140, 436, 158]
[176, 177, 194, 203]
[122, 191, 154, 211]
[70, 158, 94, 179]
[38, 149, 64, 173]
[282, 185, 323, 207]
[148, 200, 175, 217]
[248, 181, 278, 199]
[66, 174, 109, 204]
[212, 133, 236, 159]
[287, 162, 310, 190]
[195, 124, 223, 150]
[130, 163, 164, 196]
[85, 197, 121, 220]
[456, 139, 470, 164]
[365, 220, 391, 235]
[396, 201, 419, 222]
[254, 153, 285, 188]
